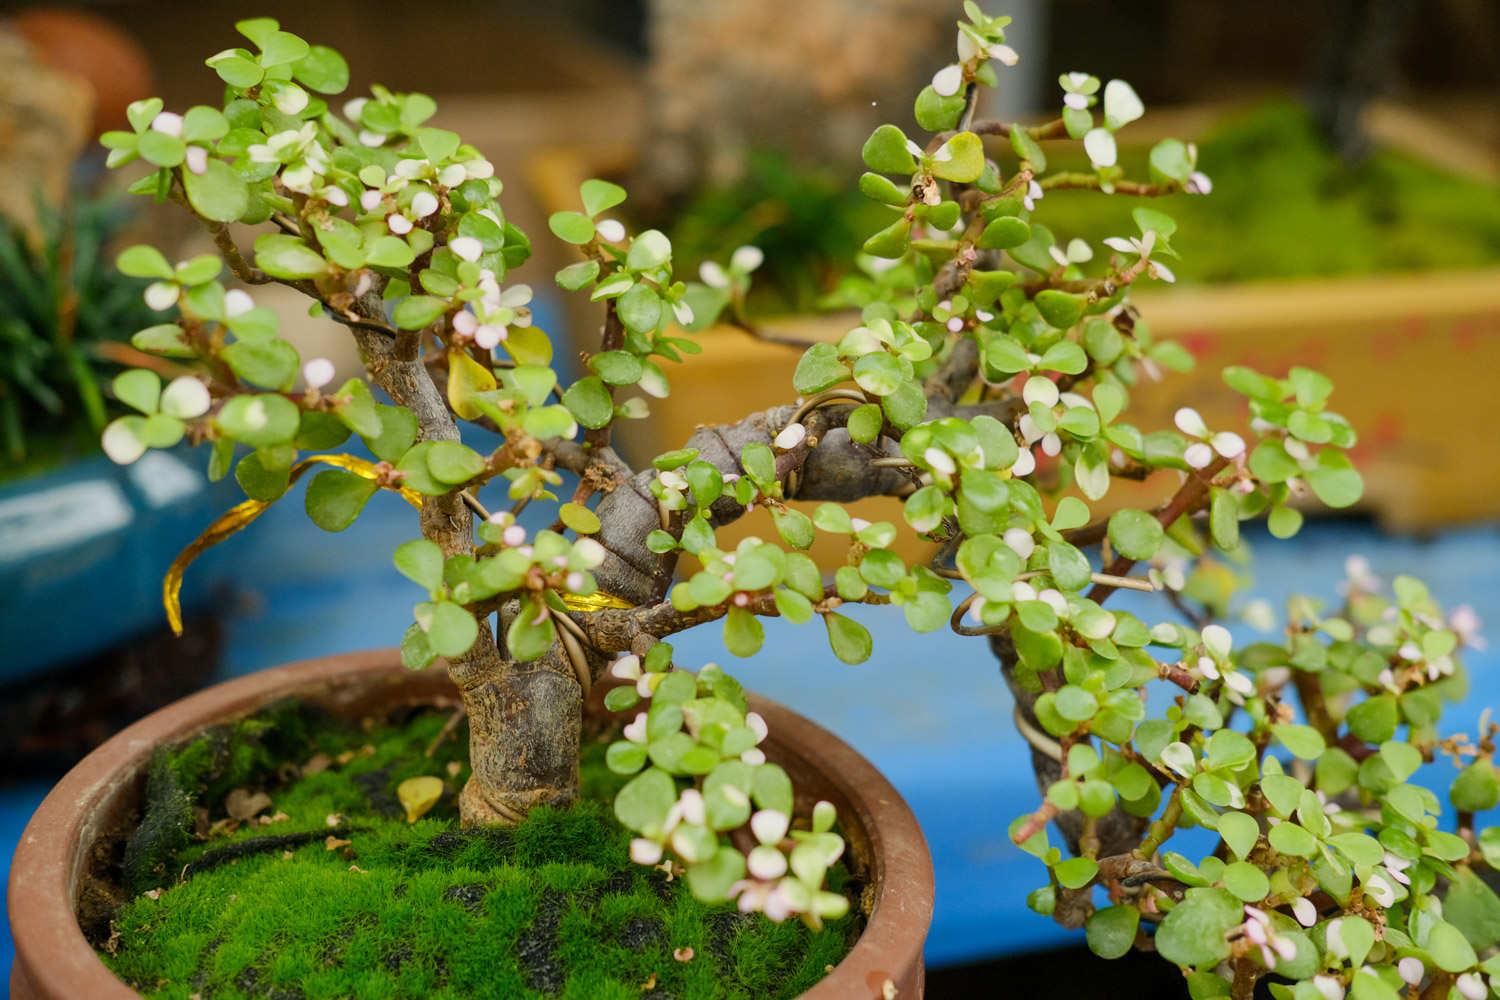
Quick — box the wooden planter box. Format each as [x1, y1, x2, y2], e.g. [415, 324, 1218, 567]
[526, 106, 1500, 536]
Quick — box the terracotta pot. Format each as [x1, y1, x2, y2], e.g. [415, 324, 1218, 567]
[9, 649, 933, 998]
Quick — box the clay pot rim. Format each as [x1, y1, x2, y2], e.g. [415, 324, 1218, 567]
[9, 649, 932, 999]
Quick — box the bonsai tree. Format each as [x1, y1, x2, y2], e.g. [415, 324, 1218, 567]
[100, 8, 1499, 995]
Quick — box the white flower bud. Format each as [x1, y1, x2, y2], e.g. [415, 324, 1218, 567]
[774, 423, 806, 450]
[160, 376, 211, 419]
[1184, 442, 1215, 469]
[751, 809, 789, 846]
[449, 236, 483, 262]
[730, 246, 764, 273]
[150, 111, 184, 136]
[1398, 957, 1424, 985]
[1003, 527, 1035, 560]
[595, 218, 625, 243]
[1174, 407, 1209, 438]
[302, 358, 336, 390]
[699, 261, 730, 289]
[102, 420, 146, 465]
[932, 63, 964, 97]
[410, 191, 439, 219]
[438, 163, 467, 188]
[630, 838, 662, 865]
[387, 213, 413, 235]
[184, 145, 209, 175]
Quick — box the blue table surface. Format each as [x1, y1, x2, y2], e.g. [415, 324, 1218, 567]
[5, 484, 1499, 976]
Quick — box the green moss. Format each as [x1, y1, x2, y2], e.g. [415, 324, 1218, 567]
[1035, 99, 1500, 284]
[101, 707, 856, 999]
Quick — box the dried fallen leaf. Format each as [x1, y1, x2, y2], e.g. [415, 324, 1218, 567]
[325, 813, 344, 828]
[673, 947, 694, 962]
[640, 973, 657, 991]
[335, 751, 356, 765]
[445, 760, 462, 777]
[281, 850, 294, 860]
[348, 864, 366, 874]
[324, 835, 352, 851]
[397, 775, 444, 823]
[260, 811, 290, 826]
[144, 888, 162, 900]
[225, 788, 272, 822]
[302, 753, 332, 776]
[207, 818, 240, 838]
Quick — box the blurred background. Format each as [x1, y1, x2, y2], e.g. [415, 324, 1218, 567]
[1, 0, 1496, 994]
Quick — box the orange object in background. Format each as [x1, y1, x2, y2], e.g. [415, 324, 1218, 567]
[12, 9, 153, 135]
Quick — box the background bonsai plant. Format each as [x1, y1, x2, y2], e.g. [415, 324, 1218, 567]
[98, 6, 1498, 995]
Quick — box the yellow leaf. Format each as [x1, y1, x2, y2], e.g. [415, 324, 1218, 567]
[503, 326, 553, 366]
[447, 351, 497, 420]
[397, 776, 445, 823]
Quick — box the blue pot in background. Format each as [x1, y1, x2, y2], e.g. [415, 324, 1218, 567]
[0, 449, 239, 683]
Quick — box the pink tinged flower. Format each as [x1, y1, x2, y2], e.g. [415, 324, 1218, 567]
[932, 63, 964, 97]
[1187, 171, 1213, 195]
[1291, 897, 1317, 927]
[610, 655, 642, 681]
[774, 422, 807, 450]
[751, 809, 789, 846]
[450, 236, 483, 262]
[595, 218, 625, 243]
[763, 884, 796, 922]
[622, 713, 648, 744]
[630, 838, 662, 865]
[501, 525, 529, 549]
[946, 315, 964, 333]
[184, 145, 209, 175]
[150, 111, 184, 136]
[410, 191, 439, 219]
[1398, 957, 1424, 985]
[565, 571, 585, 592]
[1023, 180, 1043, 211]
[1458, 973, 1488, 1000]
[747, 845, 787, 881]
[387, 213, 413, 235]
[1272, 937, 1296, 961]
[360, 189, 383, 212]
[452, 311, 478, 336]
[1451, 604, 1487, 650]
[745, 711, 769, 744]
[1184, 442, 1215, 469]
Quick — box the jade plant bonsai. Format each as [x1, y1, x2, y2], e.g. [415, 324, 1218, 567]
[99, 7, 1499, 996]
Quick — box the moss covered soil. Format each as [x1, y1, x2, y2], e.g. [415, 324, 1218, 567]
[98, 704, 857, 999]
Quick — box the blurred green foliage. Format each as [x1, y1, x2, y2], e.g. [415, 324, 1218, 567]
[0, 198, 156, 479]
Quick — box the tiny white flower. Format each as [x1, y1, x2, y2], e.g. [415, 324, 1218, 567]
[1150, 261, 1177, 283]
[747, 845, 787, 881]
[449, 236, 483, 262]
[565, 571, 585, 592]
[740, 747, 766, 766]
[623, 712, 648, 744]
[1184, 442, 1215, 469]
[1364, 870, 1397, 907]
[595, 218, 625, 243]
[102, 420, 146, 465]
[1083, 128, 1117, 168]
[438, 163, 467, 188]
[672, 299, 695, 325]
[1291, 897, 1317, 927]
[474, 325, 504, 350]
[924, 447, 956, 477]
[1174, 407, 1209, 438]
[499, 284, 533, 309]
[1011, 581, 1038, 603]
[387, 213, 413, 235]
[464, 158, 495, 179]
[410, 191, 439, 219]
[1040, 433, 1061, 457]
[150, 111, 184, 137]
[144, 281, 179, 311]
[745, 712, 769, 744]
[359, 189, 383, 212]
[1225, 671, 1254, 698]
[904, 139, 926, 159]
[184, 145, 209, 175]
[1003, 527, 1035, 560]
[502, 524, 526, 547]
[1312, 975, 1344, 1000]
[610, 655, 642, 681]
[751, 809, 789, 846]
[1285, 438, 1312, 462]
[1187, 171, 1213, 195]
[452, 311, 478, 336]
[849, 517, 871, 532]
[1457, 973, 1488, 1000]
[1010, 448, 1036, 477]
[699, 261, 730, 289]
[774, 423, 807, 450]
[730, 246, 764, 273]
[322, 185, 349, 207]
[394, 158, 427, 179]
[1325, 918, 1348, 959]
[358, 130, 387, 148]
[1398, 957, 1424, 985]
[1063, 92, 1090, 111]
[679, 789, 706, 826]
[220, 289, 254, 318]
[990, 44, 1019, 66]
[1196, 656, 1220, 681]
[630, 838, 662, 865]
[1023, 180, 1044, 211]
[343, 97, 368, 120]
[932, 63, 964, 98]
[274, 85, 309, 115]
[160, 376, 211, 419]
[1211, 431, 1246, 459]
[1039, 589, 1068, 616]
[1023, 376, 1060, 408]
[946, 316, 965, 333]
